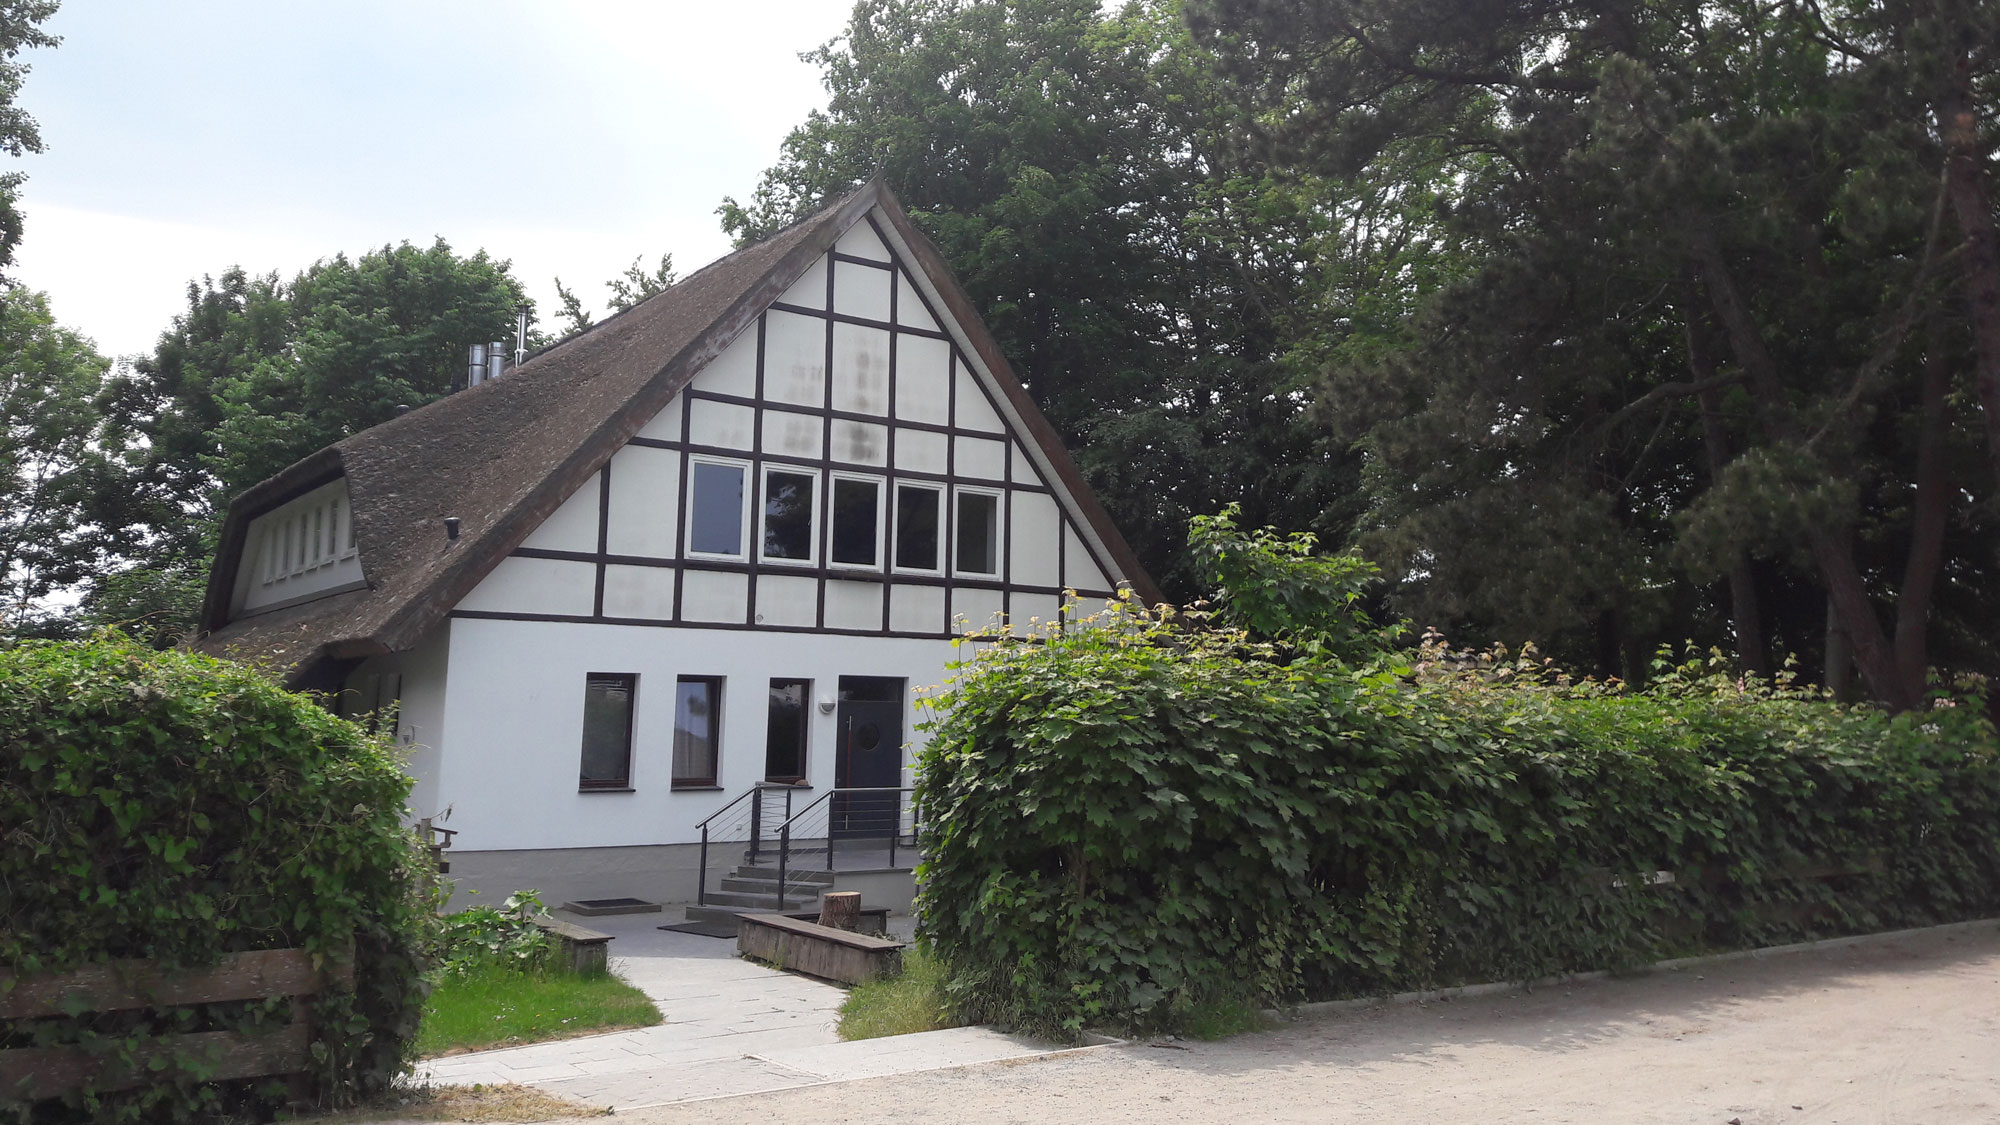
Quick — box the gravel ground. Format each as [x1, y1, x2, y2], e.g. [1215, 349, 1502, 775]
[610, 921, 2000, 1125]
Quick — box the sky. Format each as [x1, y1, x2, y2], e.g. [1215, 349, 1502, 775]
[8, 1, 855, 359]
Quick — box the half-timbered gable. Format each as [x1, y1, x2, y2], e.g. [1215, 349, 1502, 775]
[455, 209, 1122, 639]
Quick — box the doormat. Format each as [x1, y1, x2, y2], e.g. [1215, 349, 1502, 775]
[660, 919, 740, 939]
[563, 897, 663, 916]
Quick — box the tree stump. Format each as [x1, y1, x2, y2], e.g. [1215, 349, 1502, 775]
[818, 891, 862, 932]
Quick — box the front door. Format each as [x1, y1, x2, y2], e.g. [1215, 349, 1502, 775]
[833, 676, 904, 840]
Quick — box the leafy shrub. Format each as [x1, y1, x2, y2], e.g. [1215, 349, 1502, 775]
[0, 631, 428, 1121]
[431, 891, 554, 980]
[914, 561, 2000, 1041]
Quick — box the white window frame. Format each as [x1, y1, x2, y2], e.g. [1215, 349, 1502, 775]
[685, 455, 752, 561]
[759, 464, 821, 567]
[890, 481, 945, 577]
[827, 472, 886, 572]
[952, 486, 1004, 578]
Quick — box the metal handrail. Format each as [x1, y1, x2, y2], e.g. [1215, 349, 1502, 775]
[695, 782, 810, 906]
[770, 786, 915, 912]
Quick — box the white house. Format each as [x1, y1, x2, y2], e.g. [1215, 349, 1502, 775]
[194, 181, 1160, 909]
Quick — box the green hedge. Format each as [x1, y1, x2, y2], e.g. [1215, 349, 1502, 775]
[1, 633, 427, 1121]
[914, 604, 2000, 1040]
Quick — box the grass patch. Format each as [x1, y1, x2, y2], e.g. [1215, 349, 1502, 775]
[1181, 994, 1268, 1040]
[415, 964, 662, 1057]
[837, 946, 959, 1041]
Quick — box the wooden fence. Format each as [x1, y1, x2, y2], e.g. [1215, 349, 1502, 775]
[1, 946, 351, 1104]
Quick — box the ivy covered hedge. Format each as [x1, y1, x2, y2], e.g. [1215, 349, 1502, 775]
[1, 633, 427, 1121]
[914, 514, 2000, 1039]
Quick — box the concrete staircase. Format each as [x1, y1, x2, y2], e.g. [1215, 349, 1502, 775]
[686, 861, 832, 925]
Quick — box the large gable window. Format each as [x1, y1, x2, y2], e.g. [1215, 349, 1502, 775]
[578, 673, 637, 791]
[954, 490, 1001, 576]
[761, 468, 818, 564]
[672, 676, 724, 789]
[688, 458, 748, 558]
[830, 476, 882, 568]
[894, 483, 941, 573]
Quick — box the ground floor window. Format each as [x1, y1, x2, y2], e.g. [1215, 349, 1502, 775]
[765, 678, 811, 783]
[578, 673, 637, 790]
[672, 676, 724, 788]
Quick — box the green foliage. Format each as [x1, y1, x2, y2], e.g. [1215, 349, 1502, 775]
[0, 289, 117, 637]
[725, 0, 1363, 598]
[1189, 503, 1395, 661]
[1191, 0, 2000, 700]
[836, 946, 954, 1041]
[430, 892, 553, 981]
[0, 0, 58, 273]
[92, 244, 532, 576]
[915, 590, 2000, 1041]
[0, 632, 429, 1120]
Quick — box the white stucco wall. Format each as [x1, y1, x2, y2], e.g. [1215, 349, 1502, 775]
[432, 616, 957, 852]
[341, 623, 452, 823]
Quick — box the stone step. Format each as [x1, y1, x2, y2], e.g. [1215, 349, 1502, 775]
[731, 865, 835, 885]
[697, 888, 820, 910]
[719, 876, 830, 896]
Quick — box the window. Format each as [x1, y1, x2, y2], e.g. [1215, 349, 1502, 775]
[688, 459, 747, 557]
[579, 674, 637, 790]
[672, 676, 723, 788]
[955, 490, 1000, 576]
[761, 468, 817, 563]
[830, 476, 882, 568]
[765, 678, 811, 782]
[894, 483, 941, 572]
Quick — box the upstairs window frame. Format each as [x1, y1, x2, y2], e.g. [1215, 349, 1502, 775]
[759, 465, 821, 567]
[827, 473, 885, 572]
[892, 481, 944, 576]
[685, 456, 751, 561]
[952, 486, 1003, 579]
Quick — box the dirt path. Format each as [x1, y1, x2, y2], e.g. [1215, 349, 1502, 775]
[610, 922, 2000, 1125]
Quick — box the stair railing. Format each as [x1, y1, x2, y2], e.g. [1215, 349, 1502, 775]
[770, 786, 917, 912]
[694, 782, 805, 907]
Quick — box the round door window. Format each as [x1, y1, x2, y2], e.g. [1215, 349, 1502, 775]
[854, 721, 881, 752]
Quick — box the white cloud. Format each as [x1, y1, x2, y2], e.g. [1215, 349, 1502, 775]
[8, 0, 854, 357]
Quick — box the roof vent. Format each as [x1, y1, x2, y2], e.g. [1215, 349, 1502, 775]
[465, 342, 512, 389]
[443, 517, 461, 541]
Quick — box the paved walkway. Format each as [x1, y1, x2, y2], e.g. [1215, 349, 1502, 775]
[417, 909, 1064, 1110]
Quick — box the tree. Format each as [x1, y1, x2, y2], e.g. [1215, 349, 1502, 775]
[0, 0, 58, 274]
[724, 0, 1366, 595]
[0, 289, 114, 633]
[87, 243, 533, 643]
[1192, 0, 1999, 707]
[551, 252, 678, 337]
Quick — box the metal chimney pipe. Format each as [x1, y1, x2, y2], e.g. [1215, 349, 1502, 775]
[486, 341, 506, 383]
[466, 343, 487, 388]
[515, 305, 529, 367]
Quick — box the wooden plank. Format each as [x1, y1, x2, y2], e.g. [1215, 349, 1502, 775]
[737, 913, 905, 985]
[0, 1024, 311, 1101]
[0, 949, 320, 1020]
[737, 912, 903, 952]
